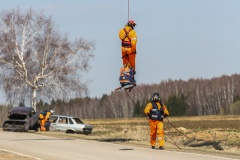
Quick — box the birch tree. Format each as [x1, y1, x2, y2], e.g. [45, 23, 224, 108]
[0, 8, 94, 111]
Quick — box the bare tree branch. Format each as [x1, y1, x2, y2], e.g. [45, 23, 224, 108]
[0, 8, 94, 110]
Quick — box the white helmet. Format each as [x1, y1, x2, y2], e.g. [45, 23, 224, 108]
[50, 110, 55, 113]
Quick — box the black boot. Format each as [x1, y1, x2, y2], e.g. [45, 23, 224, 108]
[151, 146, 155, 149]
[159, 146, 164, 150]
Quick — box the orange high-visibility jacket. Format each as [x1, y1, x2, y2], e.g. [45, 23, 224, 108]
[144, 102, 169, 119]
[119, 26, 137, 53]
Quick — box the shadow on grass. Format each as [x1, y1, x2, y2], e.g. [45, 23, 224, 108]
[184, 139, 223, 150]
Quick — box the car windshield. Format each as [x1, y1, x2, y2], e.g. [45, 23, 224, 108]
[73, 118, 84, 124]
[9, 113, 27, 120]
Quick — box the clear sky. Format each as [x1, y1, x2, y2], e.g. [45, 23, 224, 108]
[0, 0, 240, 102]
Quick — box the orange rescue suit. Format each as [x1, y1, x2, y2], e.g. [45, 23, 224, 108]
[39, 111, 52, 131]
[144, 102, 169, 147]
[119, 26, 137, 71]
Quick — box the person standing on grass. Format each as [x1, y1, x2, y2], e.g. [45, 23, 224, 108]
[144, 93, 169, 150]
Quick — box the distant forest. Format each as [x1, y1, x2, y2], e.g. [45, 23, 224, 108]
[37, 73, 240, 119]
[1, 74, 240, 121]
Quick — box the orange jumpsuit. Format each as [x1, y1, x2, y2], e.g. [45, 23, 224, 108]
[39, 111, 52, 131]
[119, 26, 137, 71]
[144, 102, 169, 147]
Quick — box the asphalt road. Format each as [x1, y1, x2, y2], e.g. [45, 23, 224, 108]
[0, 131, 238, 160]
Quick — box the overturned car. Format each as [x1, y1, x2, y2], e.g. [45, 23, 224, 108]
[2, 107, 39, 132]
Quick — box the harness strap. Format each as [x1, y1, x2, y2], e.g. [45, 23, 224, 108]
[122, 52, 134, 59]
[122, 28, 132, 43]
[122, 54, 128, 59]
[121, 28, 133, 61]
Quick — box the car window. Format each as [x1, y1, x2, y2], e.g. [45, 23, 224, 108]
[49, 116, 58, 123]
[73, 118, 84, 124]
[9, 113, 27, 120]
[69, 118, 74, 124]
[58, 117, 68, 124]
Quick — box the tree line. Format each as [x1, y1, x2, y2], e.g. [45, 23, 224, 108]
[1, 73, 240, 121]
[34, 73, 240, 119]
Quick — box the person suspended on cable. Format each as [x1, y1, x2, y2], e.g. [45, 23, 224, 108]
[119, 20, 137, 74]
[144, 93, 169, 150]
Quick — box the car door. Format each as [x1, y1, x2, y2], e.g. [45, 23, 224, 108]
[48, 116, 58, 131]
[55, 117, 69, 132]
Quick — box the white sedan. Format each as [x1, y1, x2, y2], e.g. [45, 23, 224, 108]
[45, 115, 93, 135]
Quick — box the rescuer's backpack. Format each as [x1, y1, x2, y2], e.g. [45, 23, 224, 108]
[40, 110, 48, 116]
[116, 64, 136, 92]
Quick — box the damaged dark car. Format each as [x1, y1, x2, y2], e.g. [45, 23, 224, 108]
[2, 106, 39, 132]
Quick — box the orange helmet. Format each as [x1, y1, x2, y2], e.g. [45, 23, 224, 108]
[127, 20, 137, 28]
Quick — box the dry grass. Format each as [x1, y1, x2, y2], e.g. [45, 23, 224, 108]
[0, 150, 36, 160]
[35, 115, 240, 158]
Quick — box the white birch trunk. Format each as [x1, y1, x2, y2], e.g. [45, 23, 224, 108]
[31, 88, 37, 111]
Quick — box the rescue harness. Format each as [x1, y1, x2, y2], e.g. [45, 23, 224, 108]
[39, 110, 49, 120]
[121, 28, 132, 48]
[149, 102, 164, 121]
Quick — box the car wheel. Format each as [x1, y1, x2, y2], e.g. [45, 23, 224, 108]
[83, 129, 91, 135]
[3, 123, 9, 131]
[24, 128, 29, 132]
[66, 130, 75, 134]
